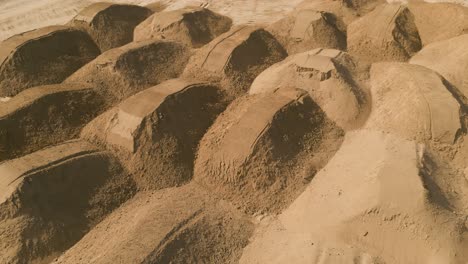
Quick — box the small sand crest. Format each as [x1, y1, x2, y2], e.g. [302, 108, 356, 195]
[183, 25, 287, 97]
[53, 184, 253, 264]
[348, 3, 422, 63]
[81, 79, 227, 190]
[194, 89, 344, 214]
[240, 130, 468, 264]
[0, 26, 100, 97]
[134, 6, 232, 48]
[66, 39, 191, 107]
[0, 83, 105, 161]
[267, 9, 346, 54]
[69, 3, 153, 51]
[0, 140, 135, 264]
[250, 48, 368, 130]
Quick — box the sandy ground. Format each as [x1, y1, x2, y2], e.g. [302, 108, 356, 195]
[0, 0, 306, 41]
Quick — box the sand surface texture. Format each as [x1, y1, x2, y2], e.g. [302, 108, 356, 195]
[0, 0, 467, 264]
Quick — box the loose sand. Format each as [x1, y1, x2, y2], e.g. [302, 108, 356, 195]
[0, 0, 467, 263]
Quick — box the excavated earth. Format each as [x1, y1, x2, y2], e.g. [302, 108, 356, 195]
[0, 1, 467, 264]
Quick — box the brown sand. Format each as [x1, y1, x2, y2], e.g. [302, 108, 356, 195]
[66, 39, 191, 107]
[0, 83, 105, 161]
[81, 79, 227, 190]
[0, 1, 467, 263]
[53, 184, 253, 264]
[194, 89, 344, 214]
[410, 34, 468, 105]
[134, 7, 232, 48]
[267, 9, 346, 54]
[0, 26, 100, 97]
[249, 48, 368, 130]
[69, 3, 153, 51]
[0, 140, 135, 264]
[347, 3, 422, 63]
[183, 25, 287, 97]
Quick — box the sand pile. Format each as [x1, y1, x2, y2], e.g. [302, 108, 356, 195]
[364, 62, 462, 144]
[0, 140, 135, 264]
[295, 0, 384, 33]
[250, 48, 367, 130]
[54, 184, 253, 264]
[240, 130, 468, 263]
[66, 40, 191, 106]
[0, 83, 105, 161]
[194, 89, 344, 214]
[267, 9, 346, 54]
[0, 26, 100, 97]
[408, 1, 468, 46]
[145, 2, 168, 12]
[410, 34, 468, 105]
[69, 3, 153, 51]
[81, 79, 226, 190]
[0, 1, 468, 263]
[134, 7, 232, 48]
[347, 4, 422, 62]
[183, 25, 287, 97]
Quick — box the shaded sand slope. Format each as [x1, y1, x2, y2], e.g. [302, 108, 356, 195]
[183, 25, 286, 97]
[0, 83, 104, 161]
[134, 6, 232, 47]
[240, 130, 468, 264]
[0, 26, 100, 97]
[250, 48, 367, 130]
[410, 34, 468, 105]
[69, 3, 153, 51]
[54, 184, 253, 264]
[82, 79, 226, 190]
[194, 90, 344, 214]
[66, 39, 191, 106]
[0, 140, 135, 264]
[364, 62, 462, 144]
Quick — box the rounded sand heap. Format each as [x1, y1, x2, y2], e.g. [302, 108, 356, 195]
[0, 1, 467, 264]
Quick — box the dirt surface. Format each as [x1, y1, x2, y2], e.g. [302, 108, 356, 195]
[66, 39, 191, 106]
[81, 79, 227, 190]
[183, 25, 287, 97]
[0, 26, 100, 97]
[347, 3, 422, 62]
[134, 6, 232, 47]
[249, 48, 368, 130]
[0, 0, 468, 263]
[69, 3, 152, 51]
[0, 83, 105, 161]
[0, 140, 135, 264]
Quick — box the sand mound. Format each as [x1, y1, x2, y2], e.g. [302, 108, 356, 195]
[364, 62, 462, 144]
[69, 3, 152, 51]
[240, 130, 468, 263]
[134, 7, 232, 48]
[0, 83, 105, 162]
[408, 1, 468, 46]
[54, 184, 253, 264]
[410, 34, 468, 105]
[295, 0, 384, 33]
[183, 25, 287, 97]
[347, 4, 422, 63]
[194, 89, 344, 214]
[145, 1, 168, 12]
[0, 140, 135, 264]
[267, 9, 346, 54]
[0, 26, 100, 97]
[81, 79, 226, 190]
[66, 40, 191, 107]
[250, 48, 367, 130]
